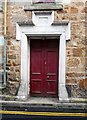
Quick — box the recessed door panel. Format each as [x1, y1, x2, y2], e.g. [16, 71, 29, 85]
[31, 50, 42, 74]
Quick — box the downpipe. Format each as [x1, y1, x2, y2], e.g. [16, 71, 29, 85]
[3, 0, 7, 86]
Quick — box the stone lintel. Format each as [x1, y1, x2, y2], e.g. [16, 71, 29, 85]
[34, 11, 52, 15]
[17, 21, 69, 26]
[24, 3, 63, 11]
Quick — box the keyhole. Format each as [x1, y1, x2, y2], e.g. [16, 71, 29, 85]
[45, 61, 46, 65]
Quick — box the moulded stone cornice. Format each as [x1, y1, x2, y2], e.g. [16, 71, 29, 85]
[24, 3, 63, 11]
[0, 7, 3, 12]
[52, 21, 69, 25]
[17, 21, 34, 26]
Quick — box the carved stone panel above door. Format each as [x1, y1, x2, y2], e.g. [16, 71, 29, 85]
[32, 11, 54, 26]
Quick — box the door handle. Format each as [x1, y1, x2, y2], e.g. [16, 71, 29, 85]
[47, 76, 50, 79]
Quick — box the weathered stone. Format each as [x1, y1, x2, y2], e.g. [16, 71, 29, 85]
[8, 82, 20, 95]
[8, 54, 16, 59]
[75, 2, 84, 7]
[66, 79, 77, 85]
[6, 40, 12, 46]
[10, 67, 15, 72]
[66, 72, 76, 78]
[81, 7, 87, 13]
[12, 60, 20, 66]
[80, 13, 85, 20]
[70, 7, 78, 14]
[79, 78, 87, 89]
[10, 46, 20, 51]
[67, 58, 80, 67]
[73, 48, 84, 57]
[6, 60, 12, 66]
[66, 48, 73, 57]
[7, 51, 14, 54]
[71, 84, 87, 98]
[15, 66, 20, 72]
[6, 66, 10, 70]
[57, 10, 67, 14]
[70, 15, 78, 21]
[7, 72, 19, 82]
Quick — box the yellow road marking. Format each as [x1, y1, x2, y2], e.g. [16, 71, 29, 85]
[0, 110, 86, 117]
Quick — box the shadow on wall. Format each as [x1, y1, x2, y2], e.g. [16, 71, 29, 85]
[32, 0, 55, 4]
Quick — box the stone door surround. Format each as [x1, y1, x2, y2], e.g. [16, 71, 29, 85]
[16, 11, 70, 102]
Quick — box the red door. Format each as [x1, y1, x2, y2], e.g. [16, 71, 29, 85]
[30, 39, 59, 97]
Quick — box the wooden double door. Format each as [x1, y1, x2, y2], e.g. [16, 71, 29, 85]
[30, 39, 59, 97]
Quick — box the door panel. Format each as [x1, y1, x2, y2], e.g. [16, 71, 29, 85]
[46, 51, 57, 73]
[45, 50, 58, 96]
[31, 50, 42, 74]
[30, 39, 59, 97]
[30, 47, 43, 96]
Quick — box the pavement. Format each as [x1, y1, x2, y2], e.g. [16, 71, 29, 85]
[0, 98, 87, 120]
[0, 97, 87, 112]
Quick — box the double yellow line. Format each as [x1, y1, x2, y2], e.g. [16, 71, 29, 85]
[0, 110, 87, 117]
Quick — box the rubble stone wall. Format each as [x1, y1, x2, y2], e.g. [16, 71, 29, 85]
[0, 8, 4, 69]
[0, 7, 4, 88]
[0, 0, 87, 99]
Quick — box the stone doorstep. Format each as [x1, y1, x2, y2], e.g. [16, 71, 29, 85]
[0, 96, 87, 109]
[0, 95, 87, 102]
[0, 101, 86, 112]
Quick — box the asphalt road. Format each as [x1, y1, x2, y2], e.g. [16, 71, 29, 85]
[0, 103, 87, 120]
[0, 109, 87, 120]
[1, 114, 87, 120]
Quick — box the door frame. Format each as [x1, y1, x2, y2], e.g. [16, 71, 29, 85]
[16, 21, 70, 102]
